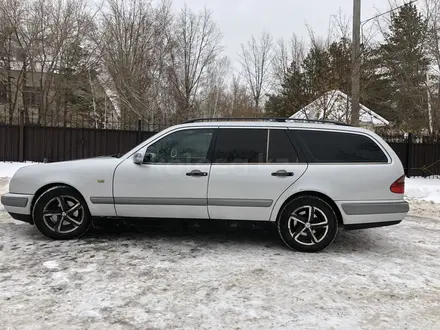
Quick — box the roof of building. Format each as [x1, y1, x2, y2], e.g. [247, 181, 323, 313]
[290, 90, 389, 126]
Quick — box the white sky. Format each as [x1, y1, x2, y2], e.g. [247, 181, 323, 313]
[171, 0, 423, 70]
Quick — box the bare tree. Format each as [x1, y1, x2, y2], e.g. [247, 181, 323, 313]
[29, 0, 98, 126]
[196, 56, 231, 117]
[424, 0, 440, 133]
[238, 31, 273, 110]
[272, 33, 305, 91]
[97, 0, 173, 128]
[0, 0, 98, 126]
[167, 5, 223, 121]
[0, 0, 33, 123]
[228, 74, 257, 117]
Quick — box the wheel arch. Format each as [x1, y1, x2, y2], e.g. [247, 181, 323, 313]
[273, 191, 343, 225]
[30, 183, 86, 218]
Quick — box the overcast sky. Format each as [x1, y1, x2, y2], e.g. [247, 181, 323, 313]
[171, 0, 422, 69]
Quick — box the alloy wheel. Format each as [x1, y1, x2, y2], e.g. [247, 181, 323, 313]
[42, 195, 85, 234]
[288, 205, 329, 246]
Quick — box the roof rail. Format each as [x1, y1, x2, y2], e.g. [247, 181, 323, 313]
[182, 117, 352, 126]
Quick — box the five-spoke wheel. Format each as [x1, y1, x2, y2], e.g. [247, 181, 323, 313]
[278, 196, 338, 252]
[33, 186, 92, 239]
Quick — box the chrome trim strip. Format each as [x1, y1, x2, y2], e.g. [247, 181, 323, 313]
[342, 201, 410, 215]
[208, 198, 273, 207]
[90, 197, 273, 207]
[1, 194, 28, 208]
[114, 197, 207, 206]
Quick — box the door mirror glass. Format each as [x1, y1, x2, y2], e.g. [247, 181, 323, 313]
[133, 152, 144, 164]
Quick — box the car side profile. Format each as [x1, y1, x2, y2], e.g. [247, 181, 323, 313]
[1, 118, 409, 252]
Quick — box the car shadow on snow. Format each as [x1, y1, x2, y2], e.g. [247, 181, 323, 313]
[6, 217, 391, 253]
[76, 218, 386, 253]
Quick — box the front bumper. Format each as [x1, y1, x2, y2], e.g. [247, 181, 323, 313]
[1, 192, 34, 224]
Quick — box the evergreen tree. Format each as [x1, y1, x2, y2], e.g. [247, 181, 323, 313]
[359, 45, 395, 121]
[328, 37, 351, 94]
[380, 3, 429, 131]
[266, 39, 352, 118]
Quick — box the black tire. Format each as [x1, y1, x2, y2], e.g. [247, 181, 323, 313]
[277, 196, 338, 253]
[32, 186, 92, 240]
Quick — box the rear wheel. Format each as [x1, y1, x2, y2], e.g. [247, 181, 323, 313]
[33, 186, 92, 240]
[277, 196, 338, 252]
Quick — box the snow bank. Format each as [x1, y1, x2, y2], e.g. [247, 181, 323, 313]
[405, 176, 440, 204]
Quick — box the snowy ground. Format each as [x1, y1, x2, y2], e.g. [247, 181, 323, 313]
[1, 162, 440, 329]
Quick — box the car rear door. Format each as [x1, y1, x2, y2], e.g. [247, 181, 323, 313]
[207, 127, 308, 221]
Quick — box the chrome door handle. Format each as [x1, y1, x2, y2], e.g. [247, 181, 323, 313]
[271, 170, 294, 177]
[186, 169, 208, 177]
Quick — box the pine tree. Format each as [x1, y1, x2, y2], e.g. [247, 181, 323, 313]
[380, 3, 429, 132]
[328, 37, 351, 94]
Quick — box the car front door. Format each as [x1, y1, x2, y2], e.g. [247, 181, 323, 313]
[207, 127, 308, 221]
[113, 127, 216, 219]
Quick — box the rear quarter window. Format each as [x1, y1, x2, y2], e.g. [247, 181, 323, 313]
[294, 130, 388, 163]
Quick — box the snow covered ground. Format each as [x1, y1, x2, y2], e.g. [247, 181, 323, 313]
[1, 161, 440, 329]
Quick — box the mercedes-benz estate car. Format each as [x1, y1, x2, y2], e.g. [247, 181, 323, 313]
[1, 118, 409, 252]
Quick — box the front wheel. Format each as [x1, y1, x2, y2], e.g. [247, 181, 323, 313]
[277, 196, 338, 252]
[32, 186, 92, 240]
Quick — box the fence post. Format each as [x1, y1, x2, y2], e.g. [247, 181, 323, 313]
[406, 133, 413, 177]
[19, 109, 25, 162]
[137, 118, 143, 144]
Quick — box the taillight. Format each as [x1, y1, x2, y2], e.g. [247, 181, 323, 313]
[390, 175, 405, 194]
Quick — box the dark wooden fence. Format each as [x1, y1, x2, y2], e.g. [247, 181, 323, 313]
[1, 123, 440, 177]
[0, 122, 157, 163]
[383, 134, 440, 177]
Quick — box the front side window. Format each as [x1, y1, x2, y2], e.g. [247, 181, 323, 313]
[145, 129, 214, 164]
[295, 130, 388, 163]
[213, 128, 267, 163]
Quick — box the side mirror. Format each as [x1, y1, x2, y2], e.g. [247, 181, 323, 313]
[133, 152, 144, 165]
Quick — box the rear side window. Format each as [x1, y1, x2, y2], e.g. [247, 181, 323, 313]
[295, 130, 388, 163]
[268, 129, 299, 163]
[213, 128, 267, 163]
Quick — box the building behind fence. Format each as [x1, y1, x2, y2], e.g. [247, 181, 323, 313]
[1, 117, 440, 177]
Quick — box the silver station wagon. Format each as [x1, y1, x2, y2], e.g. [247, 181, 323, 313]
[1, 118, 409, 252]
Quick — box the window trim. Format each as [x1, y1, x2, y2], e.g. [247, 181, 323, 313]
[291, 128, 391, 165]
[140, 127, 218, 165]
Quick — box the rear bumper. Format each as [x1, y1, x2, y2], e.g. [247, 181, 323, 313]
[344, 220, 402, 230]
[337, 200, 409, 228]
[341, 201, 409, 215]
[1, 193, 34, 223]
